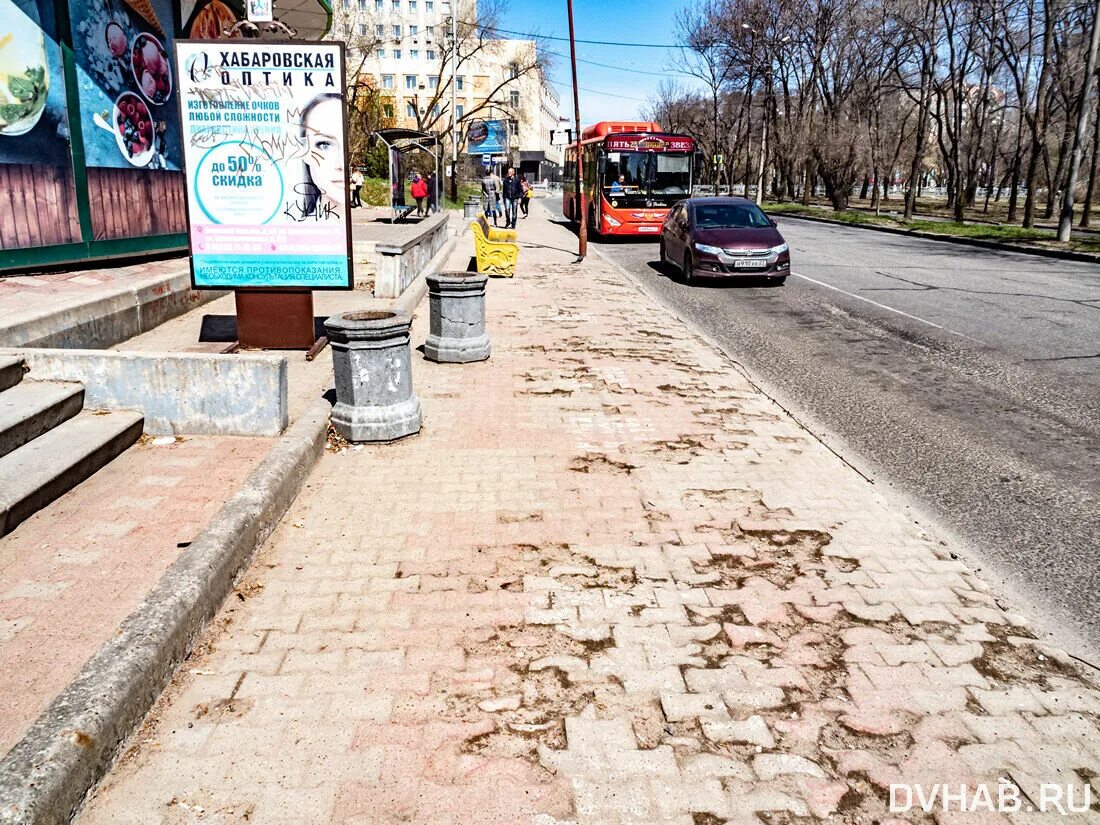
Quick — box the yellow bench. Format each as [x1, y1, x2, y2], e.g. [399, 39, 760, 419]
[469, 214, 519, 277]
[477, 213, 517, 241]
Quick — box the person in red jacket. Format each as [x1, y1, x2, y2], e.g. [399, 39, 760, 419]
[411, 173, 428, 217]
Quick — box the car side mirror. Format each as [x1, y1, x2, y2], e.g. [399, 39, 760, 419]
[770, 218, 779, 227]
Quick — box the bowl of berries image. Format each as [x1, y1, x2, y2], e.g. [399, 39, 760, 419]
[113, 92, 155, 166]
[131, 33, 171, 105]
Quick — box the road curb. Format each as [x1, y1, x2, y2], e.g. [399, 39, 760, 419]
[0, 396, 332, 825]
[775, 211, 1100, 264]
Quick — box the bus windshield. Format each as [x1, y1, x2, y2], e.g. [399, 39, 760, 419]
[602, 151, 691, 207]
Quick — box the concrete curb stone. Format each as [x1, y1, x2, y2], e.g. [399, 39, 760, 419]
[775, 211, 1100, 264]
[0, 396, 332, 825]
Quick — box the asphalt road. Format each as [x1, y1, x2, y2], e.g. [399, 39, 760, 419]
[540, 201, 1100, 656]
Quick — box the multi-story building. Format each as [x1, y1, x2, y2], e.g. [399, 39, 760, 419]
[331, 0, 560, 180]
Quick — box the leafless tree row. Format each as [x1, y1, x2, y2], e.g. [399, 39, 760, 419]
[646, 0, 1100, 225]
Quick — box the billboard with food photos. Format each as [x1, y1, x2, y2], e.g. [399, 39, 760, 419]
[175, 40, 352, 289]
[0, 0, 73, 168]
[67, 0, 182, 170]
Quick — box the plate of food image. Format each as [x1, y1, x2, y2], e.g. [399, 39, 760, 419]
[112, 91, 154, 166]
[131, 32, 171, 105]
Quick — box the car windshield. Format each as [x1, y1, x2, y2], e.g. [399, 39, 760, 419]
[602, 151, 692, 207]
[693, 203, 772, 229]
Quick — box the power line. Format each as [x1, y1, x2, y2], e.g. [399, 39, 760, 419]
[543, 47, 693, 78]
[547, 78, 651, 103]
[471, 21, 680, 49]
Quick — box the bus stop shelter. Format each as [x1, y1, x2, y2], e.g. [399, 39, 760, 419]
[372, 129, 443, 223]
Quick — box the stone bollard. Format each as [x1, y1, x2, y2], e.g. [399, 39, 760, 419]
[324, 310, 422, 442]
[424, 271, 491, 363]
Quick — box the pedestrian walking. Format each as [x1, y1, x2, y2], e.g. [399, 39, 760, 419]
[426, 171, 439, 213]
[350, 168, 364, 208]
[410, 173, 428, 217]
[481, 170, 501, 226]
[502, 167, 523, 229]
[520, 177, 532, 218]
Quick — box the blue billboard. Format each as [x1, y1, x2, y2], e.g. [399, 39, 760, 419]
[466, 118, 506, 155]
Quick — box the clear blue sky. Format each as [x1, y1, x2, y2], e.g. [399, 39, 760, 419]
[497, 0, 696, 125]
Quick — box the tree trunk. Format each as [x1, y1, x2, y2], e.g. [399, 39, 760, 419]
[1024, 4, 1056, 228]
[1081, 96, 1100, 226]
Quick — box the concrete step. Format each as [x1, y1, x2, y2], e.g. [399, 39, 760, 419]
[0, 409, 144, 537]
[0, 356, 24, 392]
[0, 381, 85, 459]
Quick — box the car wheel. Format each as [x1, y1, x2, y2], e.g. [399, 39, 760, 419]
[682, 251, 693, 283]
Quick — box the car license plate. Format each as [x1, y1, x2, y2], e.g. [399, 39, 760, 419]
[637, 226, 659, 232]
[733, 259, 768, 269]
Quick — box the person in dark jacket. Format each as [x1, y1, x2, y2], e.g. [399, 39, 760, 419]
[502, 167, 523, 229]
[426, 171, 439, 213]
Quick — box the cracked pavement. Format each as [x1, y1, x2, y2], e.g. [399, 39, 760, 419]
[74, 208, 1100, 824]
[584, 209, 1100, 658]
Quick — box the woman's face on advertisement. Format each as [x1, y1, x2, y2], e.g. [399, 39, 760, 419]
[304, 98, 345, 210]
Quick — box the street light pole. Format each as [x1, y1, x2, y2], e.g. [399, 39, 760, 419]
[1057, 0, 1100, 242]
[742, 25, 788, 207]
[567, 0, 586, 258]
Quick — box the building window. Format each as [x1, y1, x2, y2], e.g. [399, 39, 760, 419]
[341, 0, 349, 9]
[358, 23, 367, 35]
[392, 0, 400, 8]
[382, 74, 394, 89]
[393, 48, 401, 58]
[428, 76, 438, 90]
[426, 25, 434, 37]
[426, 0, 433, 9]
[383, 103, 394, 117]
[426, 49, 435, 60]
[405, 74, 417, 89]
[392, 24, 401, 37]
[375, 0, 382, 8]
[455, 76, 464, 91]
[358, 0, 366, 8]
[375, 23, 384, 36]
[377, 48, 385, 58]
[510, 90, 519, 109]
[406, 101, 417, 118]
[432, 104, 440, 118]
[409, 0, 417, 9]
[508, 119, 518, 136]
[410, 49, 419, 58]
[410, 24, 418, 35]
[456, 103, 464, 118]
[508, 62, 519, 79]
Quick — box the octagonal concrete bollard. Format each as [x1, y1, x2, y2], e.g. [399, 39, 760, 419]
[324, 310, 422, 442]
[424, 271, 491, 363]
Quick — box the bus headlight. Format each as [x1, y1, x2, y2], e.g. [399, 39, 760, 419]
[604, 213, 621, 227]
[694, 242, 723, 255]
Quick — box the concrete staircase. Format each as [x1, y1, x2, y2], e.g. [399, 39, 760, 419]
[0, 355, 144, 537]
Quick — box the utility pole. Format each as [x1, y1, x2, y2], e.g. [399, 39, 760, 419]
[1057, 0, 1100, 242]
[567, 0, 586, 258]
[450, 1, 458, 202]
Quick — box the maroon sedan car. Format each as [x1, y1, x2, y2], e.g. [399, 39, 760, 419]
[659, 197, 790, 284]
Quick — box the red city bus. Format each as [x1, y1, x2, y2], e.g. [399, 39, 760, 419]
[563, 121, 696, 237]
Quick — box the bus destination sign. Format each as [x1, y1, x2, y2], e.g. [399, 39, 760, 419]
[604, 134, 695, 152]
